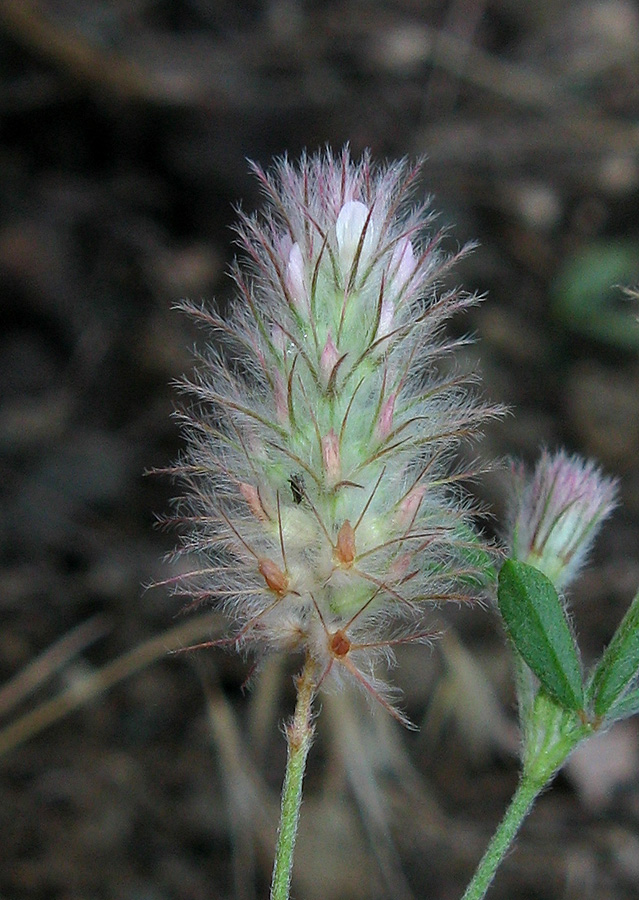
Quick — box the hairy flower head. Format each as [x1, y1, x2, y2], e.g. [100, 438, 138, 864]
[168, 148, 497, 725]
[508, 450, 617, 591]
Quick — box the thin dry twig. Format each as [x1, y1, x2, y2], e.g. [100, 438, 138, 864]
[0, 610, 223, 758]
[0, 0, 163, 101]
[205, 682, 277, 900]
[0, 613, 111, 720]
[324, 691, 418, 900]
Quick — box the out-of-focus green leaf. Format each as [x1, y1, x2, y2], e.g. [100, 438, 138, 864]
[552, 241, 639, 350]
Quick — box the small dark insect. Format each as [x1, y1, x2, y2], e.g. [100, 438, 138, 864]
[289, 473, 306, 504]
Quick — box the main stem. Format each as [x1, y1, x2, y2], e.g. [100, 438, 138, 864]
[270, 654, 317, 900]
[460, 774, 542, 900]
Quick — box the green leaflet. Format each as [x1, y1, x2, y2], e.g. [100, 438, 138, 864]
[604, 687, 639, 722]
[589, 589, 639, 719]
[498, 560, 584, 712]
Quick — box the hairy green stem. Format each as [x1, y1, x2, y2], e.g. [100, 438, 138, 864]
[460, 774, 542, 900]
[270, 654, 317, 900]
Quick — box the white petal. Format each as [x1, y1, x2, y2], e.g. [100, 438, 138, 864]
[336, 200, 371, 272]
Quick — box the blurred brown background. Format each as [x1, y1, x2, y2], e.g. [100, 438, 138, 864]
[2, 1, 639, 898]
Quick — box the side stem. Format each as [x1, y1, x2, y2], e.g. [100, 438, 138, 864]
[270, 653, 317, 900]
[460, 774, 542, 900]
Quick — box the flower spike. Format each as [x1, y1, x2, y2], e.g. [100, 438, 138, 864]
[168, 147, 496, 721]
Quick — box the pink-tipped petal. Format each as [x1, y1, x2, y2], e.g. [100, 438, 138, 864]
[322, 429, 341, 485]
[376, 392, 396, 441]
[390, 236, 417, 296]
[320, 332, 340, 383]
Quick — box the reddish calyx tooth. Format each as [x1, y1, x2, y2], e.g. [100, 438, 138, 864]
[258, 557, 289, 596]
[329, 629, 350, 658]
[335, 519, 356, 567]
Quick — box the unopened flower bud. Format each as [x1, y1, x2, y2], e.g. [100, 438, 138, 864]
[273, 372, 288, 424]
[239, 482, 270, 522]
[390, 236, 417, 297]
[388, 552, 413, 582]
[321, 429, 341, 486]
[271, 324, 287, 356]
[509, 450, 617, 591]
[285, 241, 308, 310]
[396, 485, 426, 529]
[320, 332, 340, 384]
[376, 297, 395, 342]
[376, 392, 396, 441]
